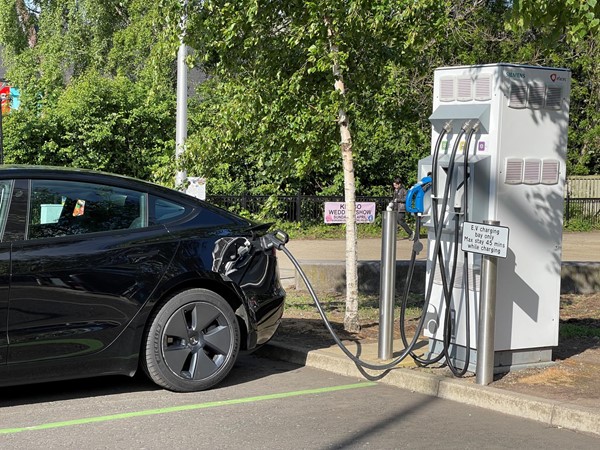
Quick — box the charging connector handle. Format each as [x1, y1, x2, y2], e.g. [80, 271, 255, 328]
[260, 230, 289, 250]
[406, 176, 432, 214]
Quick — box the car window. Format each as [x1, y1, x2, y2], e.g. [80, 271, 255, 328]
[192, 204, 242, 227]
[0, 180, 14, 241]
[152, 197, 187, 224]
[149, 195, 235, 227]
[28, 180, 147, 239]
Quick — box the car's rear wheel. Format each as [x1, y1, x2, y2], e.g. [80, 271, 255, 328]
[143, 289, 240, 392]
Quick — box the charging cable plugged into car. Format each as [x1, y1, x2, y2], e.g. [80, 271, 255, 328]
[261, 216, 469, 373]
[261, 229, 429, 371]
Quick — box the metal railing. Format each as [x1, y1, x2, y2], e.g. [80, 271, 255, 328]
[207, 193, 600, 227]
[206, 194, 390, 223]
[565, 197, 600, 226]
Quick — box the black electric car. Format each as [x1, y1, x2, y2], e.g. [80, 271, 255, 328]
[0, 166, 285, 392]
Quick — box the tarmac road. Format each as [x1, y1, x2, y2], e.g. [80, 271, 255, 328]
[2, 354, 599, 449]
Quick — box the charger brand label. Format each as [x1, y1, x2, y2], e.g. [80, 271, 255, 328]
[324, 202, 376, 224]
[462, 221, 509, 258]
[505, 71, 526, 79]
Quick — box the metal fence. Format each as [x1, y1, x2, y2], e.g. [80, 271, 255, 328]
[207, 194, 600, 227]
[565, 197, 600, 227]
[207, 194, 390, 223]
[207, 193, 600, 227]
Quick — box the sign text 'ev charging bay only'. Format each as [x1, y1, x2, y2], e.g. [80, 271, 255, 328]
[462, 221, 509, 258]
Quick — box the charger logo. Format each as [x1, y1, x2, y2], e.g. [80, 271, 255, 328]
[506, 71, 526, 79]
[550, 73, 567, 82]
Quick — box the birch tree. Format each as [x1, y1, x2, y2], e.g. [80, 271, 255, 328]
[324, 15, 359, 331]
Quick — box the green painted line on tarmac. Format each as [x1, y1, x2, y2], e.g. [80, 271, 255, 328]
[0, 381, 376, 435]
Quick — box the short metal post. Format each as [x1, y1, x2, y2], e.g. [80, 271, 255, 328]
[476, 219, 500, 385]
[378, 205, 397, 360]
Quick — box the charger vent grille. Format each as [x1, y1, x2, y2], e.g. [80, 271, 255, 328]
[541, 159, 560, 185]
[508, 82, 527, 109]
[545, 86, 563, 109]
[457, 77, 473, 101]
[523, 158, 542, 184]
[440, 77, 455, 102]
[528, 83, 545, 109]
[505, 158, 524, 184]
[433, 260, 480, 291]
[474, 75, 492, 101]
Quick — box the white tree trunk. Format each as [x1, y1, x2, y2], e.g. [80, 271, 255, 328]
[326, 20, 360, 333]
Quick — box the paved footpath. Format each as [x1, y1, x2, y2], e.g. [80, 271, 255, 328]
[277, 230, 600, 286]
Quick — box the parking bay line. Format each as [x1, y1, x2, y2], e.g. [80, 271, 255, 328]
[0, 381, 376, 435]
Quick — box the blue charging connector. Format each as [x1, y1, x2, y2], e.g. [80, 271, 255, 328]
[406, 175, 432, 214]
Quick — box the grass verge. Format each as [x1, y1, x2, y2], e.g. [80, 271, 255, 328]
[284, 291, 422, 322]
[560, 323, 600, 339]
[286, 292, 600, 339]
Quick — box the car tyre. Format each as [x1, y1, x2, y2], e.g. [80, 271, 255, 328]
[143, 289, 240, 392]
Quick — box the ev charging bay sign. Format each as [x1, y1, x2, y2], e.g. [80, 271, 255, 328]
[462, 221, 509, 258]
[324, 202, 376, 224]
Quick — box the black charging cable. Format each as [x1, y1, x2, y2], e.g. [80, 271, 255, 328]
[265, 230, 432, 371]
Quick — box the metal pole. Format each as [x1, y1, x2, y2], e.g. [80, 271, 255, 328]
[476, 219, 500, 385]
[378, 204, 397, 360]
[175, 0, 189, 189]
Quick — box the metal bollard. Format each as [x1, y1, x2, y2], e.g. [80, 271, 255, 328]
[378, 205, 397, 360]
[476, 219, 500, 385]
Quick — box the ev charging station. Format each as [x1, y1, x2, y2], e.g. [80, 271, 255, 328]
[271, 62, 572, 381]
[418, 63, 571, 372]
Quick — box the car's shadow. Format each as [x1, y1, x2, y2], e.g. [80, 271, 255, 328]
[0, 372, 159, 407]
[0, 353, 300, 408]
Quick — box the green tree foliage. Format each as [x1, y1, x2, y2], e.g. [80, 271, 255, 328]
[183, 0, 600, 197]
[509, 0, 600, 44]
[0, 0, 599, 191]
[183, 0, 452, 198]
[3, 72, 173, 178]
[506, 0, 600, 175]
[0, 0, 177, 181]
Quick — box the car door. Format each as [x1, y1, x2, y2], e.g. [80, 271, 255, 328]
[0, 180, 15, 366]
[7, 177, 179, 364]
